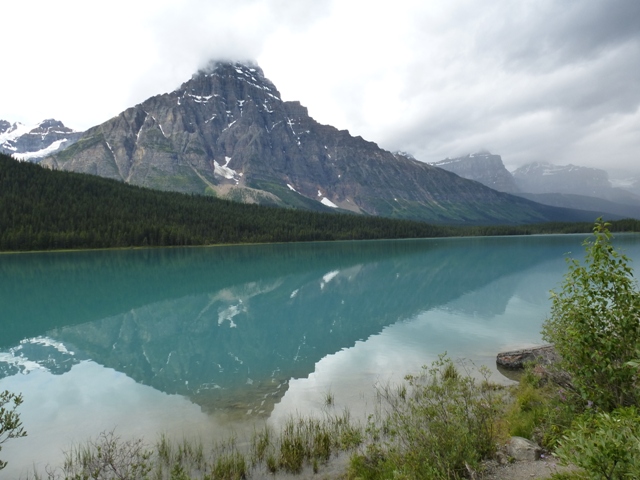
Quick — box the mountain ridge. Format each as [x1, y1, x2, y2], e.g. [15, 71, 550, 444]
[432, 153, 640, 220]
[41, 60, 602, 225]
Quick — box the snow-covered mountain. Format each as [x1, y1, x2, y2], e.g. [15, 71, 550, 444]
[0, 119, 82, 161]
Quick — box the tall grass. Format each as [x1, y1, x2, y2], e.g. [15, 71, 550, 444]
[25, 406, 363, 479]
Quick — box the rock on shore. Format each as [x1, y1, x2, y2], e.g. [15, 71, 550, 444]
[496, 345, 558, 369]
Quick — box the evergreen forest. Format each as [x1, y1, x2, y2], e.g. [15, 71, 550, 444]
[1, 153, 639, 252]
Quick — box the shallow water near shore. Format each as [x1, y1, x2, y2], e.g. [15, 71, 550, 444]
[2, 234, 640, 478]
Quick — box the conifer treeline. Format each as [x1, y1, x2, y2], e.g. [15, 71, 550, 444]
[1, 153, 638, 252]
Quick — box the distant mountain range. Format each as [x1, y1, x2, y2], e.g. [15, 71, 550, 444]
[611, 177, 640, 197]
[433, 153, 640, 220]
[512, 162, 611, 196]
[0, 119, 81, 160]
[3, 61, 629, 225]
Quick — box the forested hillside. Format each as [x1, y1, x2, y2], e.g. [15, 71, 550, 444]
[0, 153, 447, 250]
[2, 154, 639, 252]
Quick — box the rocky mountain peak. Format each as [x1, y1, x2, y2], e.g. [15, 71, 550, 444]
[180, 60, 282, 103]
[431, 152, 520, 194]
[393, 151, 417, 161]
[30, 118, 74, 135]
[0, 119, 11, 135]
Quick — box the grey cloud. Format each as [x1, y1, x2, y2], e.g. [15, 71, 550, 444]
[362, 0, 640, 173]
[266, 0, 332, 31]
[479, 0, 640, 71]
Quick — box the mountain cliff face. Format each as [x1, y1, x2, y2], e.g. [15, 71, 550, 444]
[43, 61, 586, 225]
[0, 119, 82, 161]
[431, 152, 520, 193]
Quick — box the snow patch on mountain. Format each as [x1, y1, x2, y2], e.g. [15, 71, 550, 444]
[0, 121, 33, 143]
[321, 197, 338, 208]
[214, 156, 240, 182]
[12, 139, 69, 161]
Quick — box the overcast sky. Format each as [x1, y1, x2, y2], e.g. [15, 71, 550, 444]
[3, 0, 639, 174]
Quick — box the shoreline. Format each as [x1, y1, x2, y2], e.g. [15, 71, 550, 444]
[0, 229, 616, 256]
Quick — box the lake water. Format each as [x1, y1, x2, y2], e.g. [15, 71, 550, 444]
[2, 234, 640, 477]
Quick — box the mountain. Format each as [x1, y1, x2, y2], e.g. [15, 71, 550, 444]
[512, 162, 640, 214]
[512, 162, 611, 197]
[429, 154, 640, 219]
[611, 176, 640, 197]
[431, 152, 520, 193]
[0, 119, 82, 160]
[43, 61, 597, 225]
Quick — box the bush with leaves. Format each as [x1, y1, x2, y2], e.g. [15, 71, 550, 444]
[349, 356, 506, 480]
[47, 430, 152, 480]
[0, 390, 27, 471]
[553, 406, 640, 480]
[504, 365, 580, 450]
[542, 220, 640, 411]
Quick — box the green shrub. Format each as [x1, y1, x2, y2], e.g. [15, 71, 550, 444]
[554, 407, 640, 480]
[504, 365, 579, 449]
[506, 381, 547, 440]
[349, 356, 506, 479]
[542, 220, 640, 411]
[0, 390, 27, 471]
[58, 430, 153, 479]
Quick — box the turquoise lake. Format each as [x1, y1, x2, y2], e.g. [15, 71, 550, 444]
[2, 234, 640, 477]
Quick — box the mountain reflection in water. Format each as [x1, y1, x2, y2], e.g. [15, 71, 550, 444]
[1, 235, 612, 415]
[4, 235, 640, 478]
